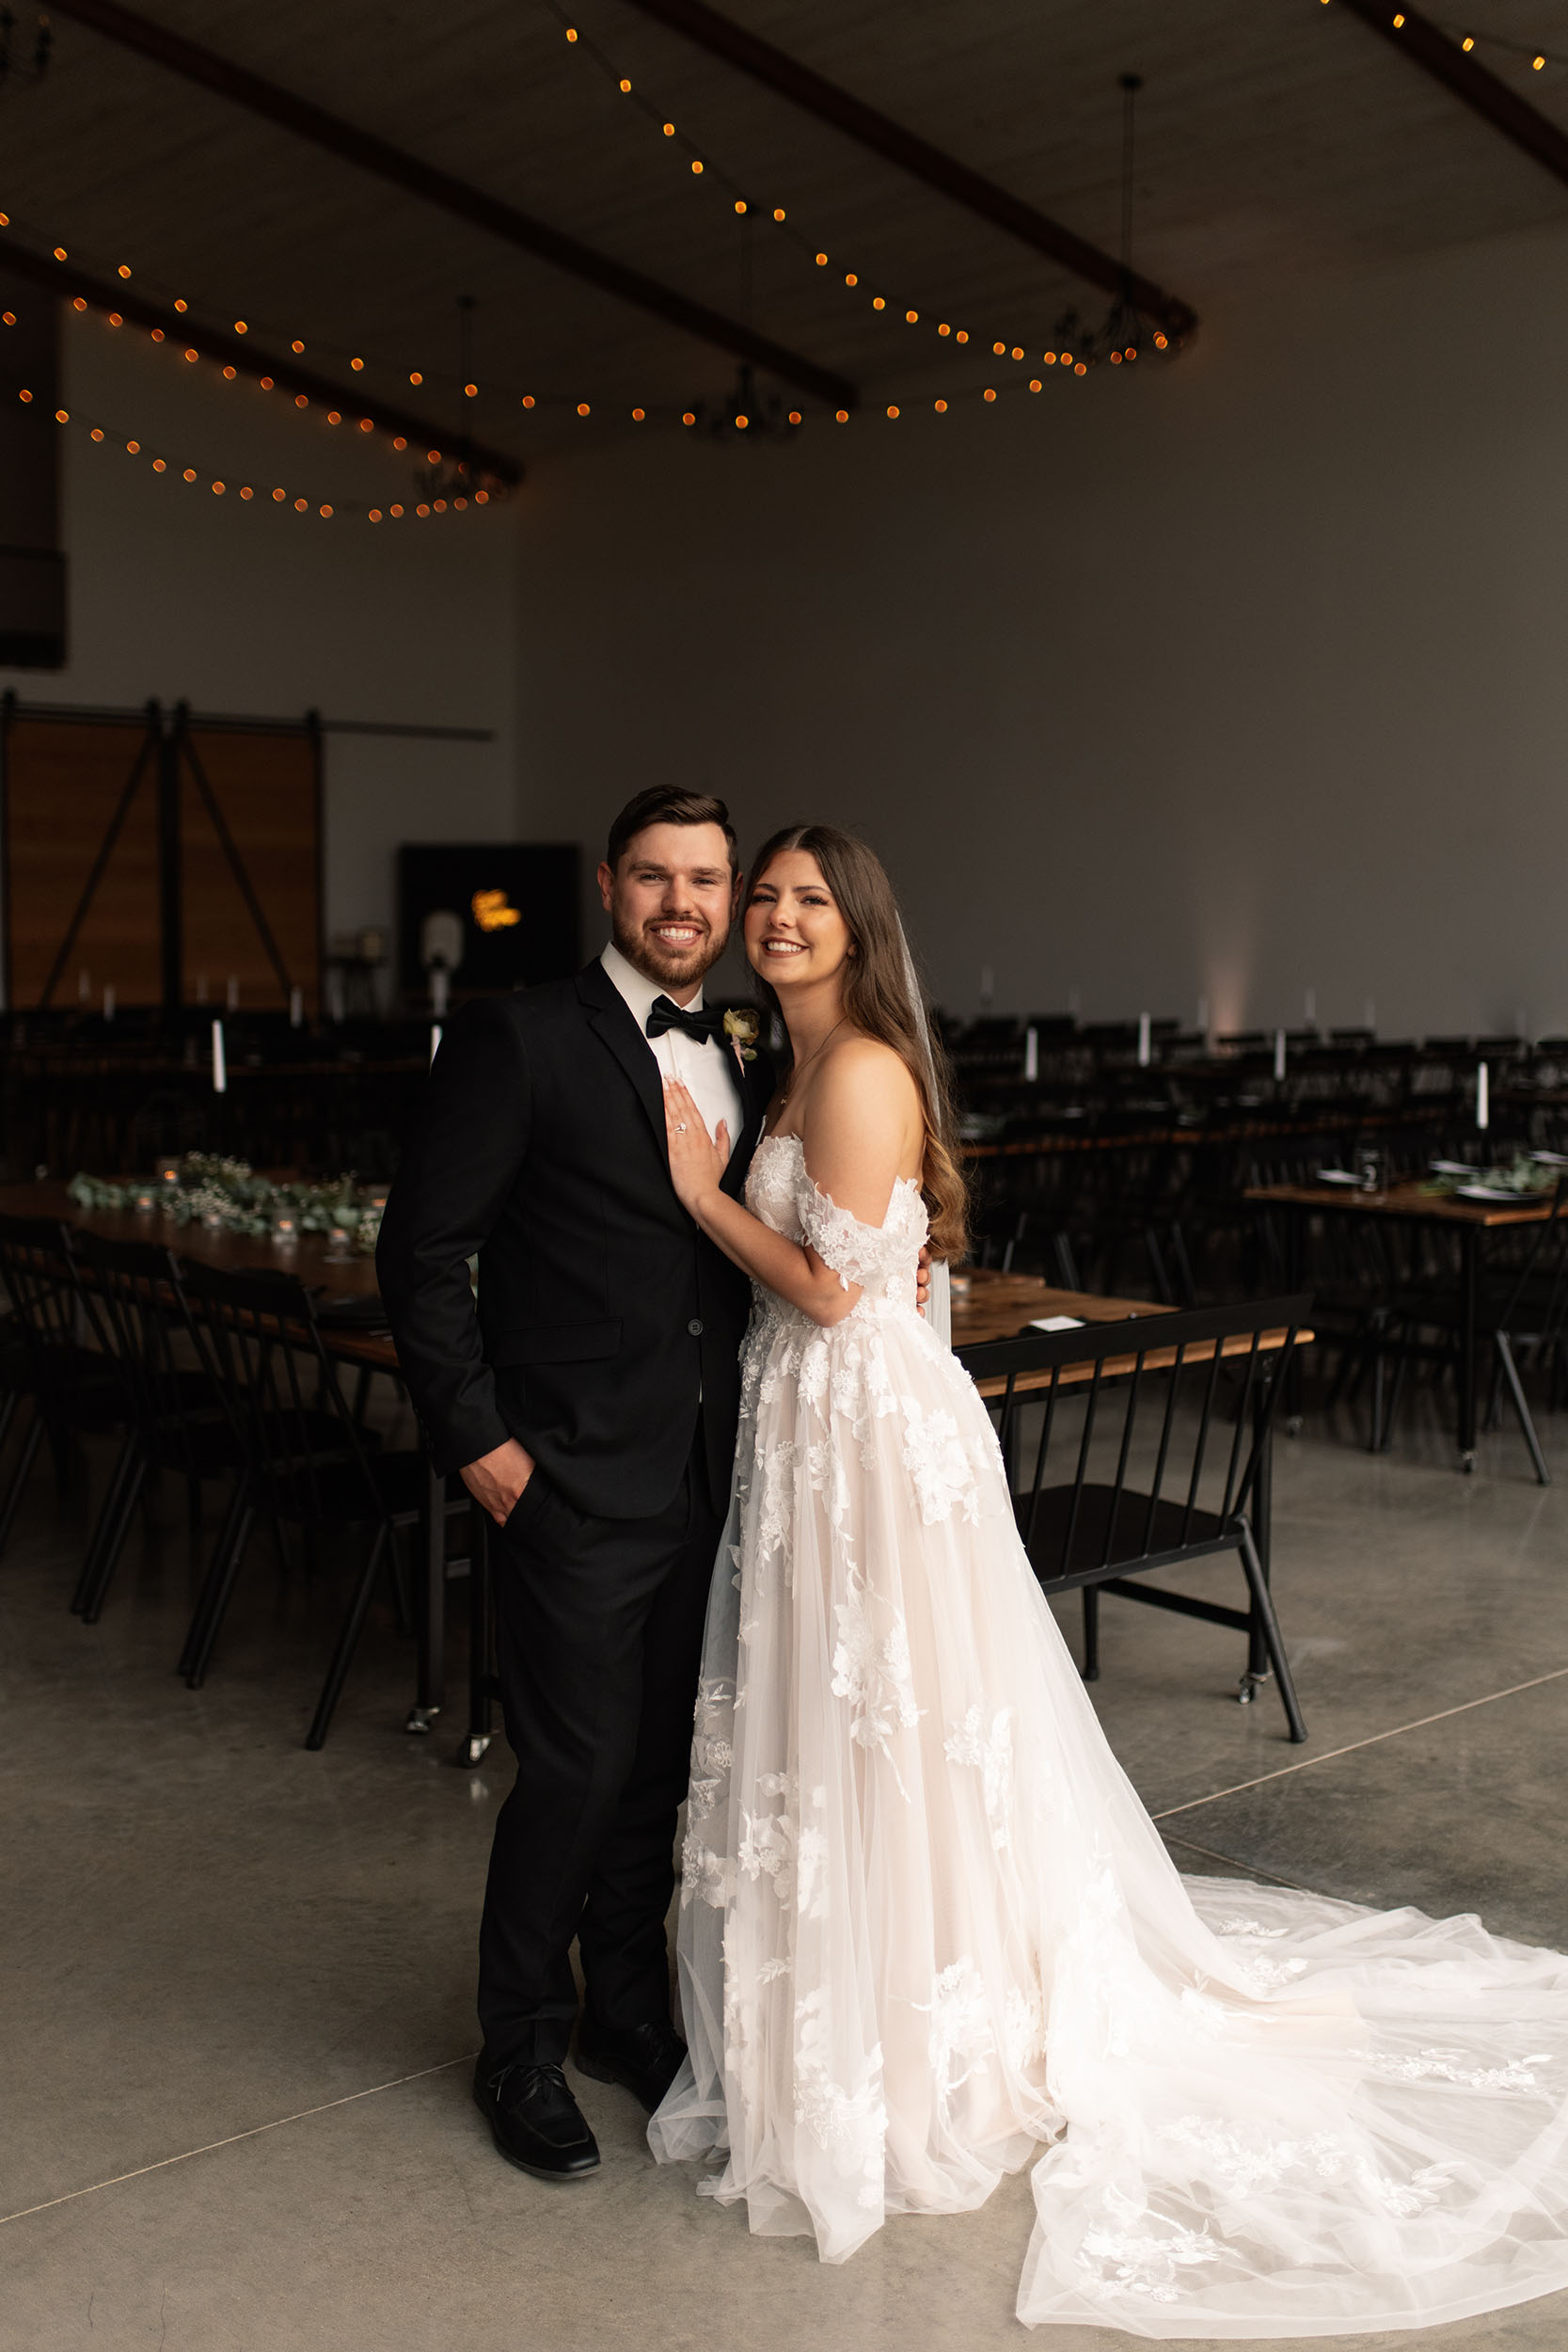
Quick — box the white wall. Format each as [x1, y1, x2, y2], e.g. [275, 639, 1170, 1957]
[514, 215, 1568, 1040]
[0, 305, 521, 987]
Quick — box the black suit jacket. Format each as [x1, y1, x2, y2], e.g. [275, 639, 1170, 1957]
[375, 959, 771, 1518]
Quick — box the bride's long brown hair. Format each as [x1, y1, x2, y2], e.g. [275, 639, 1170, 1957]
[748, 824, 969, 1263]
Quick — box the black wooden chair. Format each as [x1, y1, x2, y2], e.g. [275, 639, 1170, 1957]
[0, 1307, 38, 1527]
[957, 1295, 1313, 1743]
[68, 1232, 240, 1622]
[175, 1258, 467, 1747]
[0, 1215, 128, 1565]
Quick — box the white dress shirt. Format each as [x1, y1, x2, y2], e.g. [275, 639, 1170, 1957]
[600, 940, 744, 1151]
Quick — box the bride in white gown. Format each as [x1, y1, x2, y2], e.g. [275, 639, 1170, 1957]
[646, 824, 1568, 2337]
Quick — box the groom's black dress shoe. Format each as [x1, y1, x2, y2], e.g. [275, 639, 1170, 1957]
[574, 2015, 688, 2113]
[473, 2054, 600, 2180]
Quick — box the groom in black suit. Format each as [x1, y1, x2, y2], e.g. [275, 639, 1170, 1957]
[377, 787, 770, 2180]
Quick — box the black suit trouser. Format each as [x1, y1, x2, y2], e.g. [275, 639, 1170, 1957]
[478, 1422, 723, 2065]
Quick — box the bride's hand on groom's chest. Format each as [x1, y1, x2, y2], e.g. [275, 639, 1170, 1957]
[662, 1079, 730, 1210]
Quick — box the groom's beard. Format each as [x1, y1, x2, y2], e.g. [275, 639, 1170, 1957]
[612, 911, 730, 994]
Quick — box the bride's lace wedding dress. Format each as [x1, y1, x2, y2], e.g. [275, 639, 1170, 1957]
[649, 1134, 1568, 2335]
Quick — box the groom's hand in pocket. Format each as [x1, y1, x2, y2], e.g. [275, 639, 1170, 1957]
[461, 1436, 537, 1526]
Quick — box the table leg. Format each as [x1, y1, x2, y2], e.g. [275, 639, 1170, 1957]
[1458, 1225, 1479, 1473]
[405, 1447, 445, 1732]
[1240, 1375, 1275, 1704]
[1283, 1207, 1305, 1436]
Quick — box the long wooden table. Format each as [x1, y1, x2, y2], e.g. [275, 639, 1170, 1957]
[947, 1270, 1166, 1349]
[961, 1102, 1452, 1164]
[1244, 1177, 1555, 1470]
[6, 1183, 1294, 1742]
[0, 1179, 384, 1296]
[949, 1271, 1307, 1402]
[2, 1186, 1157, 1721]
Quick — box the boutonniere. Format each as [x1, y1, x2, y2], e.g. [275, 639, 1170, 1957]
[723, 1008, 760, 1063]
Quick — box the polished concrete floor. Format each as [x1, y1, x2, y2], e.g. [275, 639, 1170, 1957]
[6, 1380, 1568, 2352]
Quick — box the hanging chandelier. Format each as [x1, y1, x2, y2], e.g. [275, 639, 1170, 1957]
[690, 361, 801, 442]
[414, 295, 515, 498]
[1049, 75, 1182, 374]
[689, 214, 803, 441]
[678, 72, 1181, 419]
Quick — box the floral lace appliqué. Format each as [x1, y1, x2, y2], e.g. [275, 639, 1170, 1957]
[1076, 2185, 1222, 2303]
[1162, 2115, 1455, 2217]
[920, 1959, 996, 2110]
[944, 1704, 1015, 1851]
[1369, 2046, 1551, 2090]
[795, 1992, 887, 2208]
[831, 1566, 921, 1770]
[680, 1834, 735, 1910]
[1004, 1979, 1047, 2073]
[900, 1393, 981, 1525]
[737, 1805, 798, 1908]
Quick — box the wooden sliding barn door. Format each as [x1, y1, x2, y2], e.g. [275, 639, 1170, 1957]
[2, 707, 162, 1008]
[2, 702, 323, 1011]
[178, 723, 322, 1013]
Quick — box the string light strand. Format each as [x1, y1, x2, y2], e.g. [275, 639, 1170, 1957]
[1, 368, 495, 525]
[541, 3, 1177, 373]
[27, 219, 767, 433]
[8, 199, 736, 435]
[12, 213, 486, 407]
[2, 215, 1138, 437]
[0, 210, 516, 487]
[1440, 20, 1564, 68]
[61, 278, 1058, 429]
[1320, 3, 1564, 71]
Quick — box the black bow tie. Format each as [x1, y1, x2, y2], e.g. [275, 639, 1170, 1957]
[646, 995, 726, 1046]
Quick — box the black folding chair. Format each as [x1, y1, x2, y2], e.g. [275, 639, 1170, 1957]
[958, 1295, 1313, 1743]
[69, 1232, 241, 1622]
[0, 1307, 38, 1520]
[0, 1215, 128, 1565]
[176, 1258, 467, 1747]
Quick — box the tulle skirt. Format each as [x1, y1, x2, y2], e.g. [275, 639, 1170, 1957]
[649, 1295, 1568, 2335]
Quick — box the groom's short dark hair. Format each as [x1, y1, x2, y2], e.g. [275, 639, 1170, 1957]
[607, 787, 737, 874]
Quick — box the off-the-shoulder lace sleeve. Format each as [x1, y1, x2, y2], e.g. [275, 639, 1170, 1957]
[799, 1169, 928, 1295]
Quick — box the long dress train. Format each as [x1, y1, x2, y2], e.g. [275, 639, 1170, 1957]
[648, 1134, 1568, 2336]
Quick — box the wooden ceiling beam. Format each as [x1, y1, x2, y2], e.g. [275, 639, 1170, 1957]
[44, 0, 857, 408]
[620, 0, 1199, 340]
[0, 234, 527, 484]
[1336, 2, 1568, 189]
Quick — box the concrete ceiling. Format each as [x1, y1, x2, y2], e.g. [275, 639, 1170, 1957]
[2, 0, 1567, 459]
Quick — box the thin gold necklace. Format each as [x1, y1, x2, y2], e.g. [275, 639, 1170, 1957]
[779, 1016, 847, 1106]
